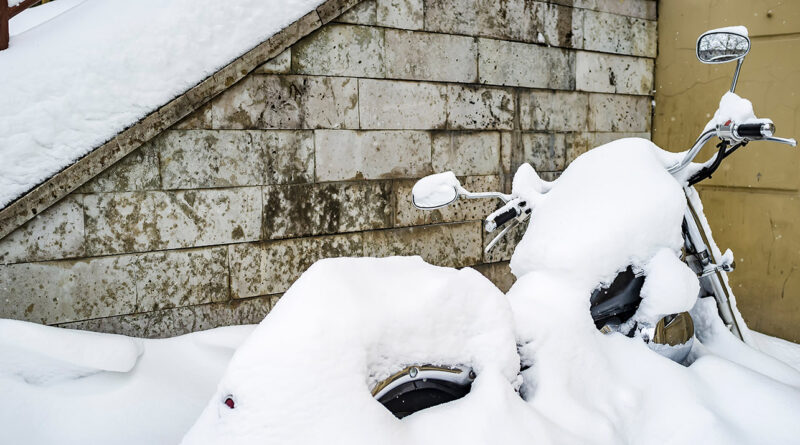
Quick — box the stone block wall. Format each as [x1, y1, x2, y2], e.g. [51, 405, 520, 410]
[0, 0, 656, 338]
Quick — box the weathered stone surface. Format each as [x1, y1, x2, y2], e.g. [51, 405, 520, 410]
[263, 181, 392, 239]
[315, 130, 432, 181]
[254, 130, 316, 184]
[478, 38, 575, 90]
[573, 9, 657, 58]
[205, 75, 359, 130]
[483, 219, 526, 263]
[394, 175, 503, 227]
[573, 0, 656, 20]
[425, 0, 543, 43]
[317, 0, 363, 24]
[519, 133, 570, 172]
[447, 85, 514, 130]
[473, 261, 516, 292]
[292, 24, 385, 78]
[173, 102, 212, 130]
[543, 3, 581, 48]
[501, 132, 514, 176]
[363, 222, 482, 268]
[61, 297, 273, 338]
[359, 79, 447, 129]
[0, 255, 137, 325]
[568, 131, 651, 164]
[588, 93, 651, 132]
[432, 132, 502, 176]
[576, 51, 654, 95]
[158, 130, 263, 189]
[519, 90, 589, 131]
[424, 0, 578, 48]
[254, 48, 291, 74]
[84, 187, 261, 255]
[77, 143, 161, 193]
[385, 30, 477, 83]
[0, 196, 84, 265]
[377, 0, 423, 29]
[136, 247, 229, 312]
[158, 129, 314, 188]
[229, 234, 362, 298]
[539, 171, 562, 182]
[335, 0, 377, 25]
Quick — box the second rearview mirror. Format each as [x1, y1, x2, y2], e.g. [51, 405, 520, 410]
[696, 29, 750, 64]
[411, 172, 462, 210]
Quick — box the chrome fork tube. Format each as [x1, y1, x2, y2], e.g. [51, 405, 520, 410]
[683, 194, 745, 342]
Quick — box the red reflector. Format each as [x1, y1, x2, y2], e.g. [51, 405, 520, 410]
[224, 397, 235, 409]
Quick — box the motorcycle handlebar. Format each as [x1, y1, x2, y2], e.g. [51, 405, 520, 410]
[670, 121, 796, 175]
[492, 208, 519, 227]
[735, 122, 774, 138]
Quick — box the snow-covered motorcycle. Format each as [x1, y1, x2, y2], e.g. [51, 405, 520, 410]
[179, 26, 800, 444]
[374, 25, 797, 417]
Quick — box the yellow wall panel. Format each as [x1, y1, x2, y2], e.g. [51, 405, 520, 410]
[655, 0, 800, 340]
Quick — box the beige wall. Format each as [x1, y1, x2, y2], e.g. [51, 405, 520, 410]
[654, 0, 800, 341]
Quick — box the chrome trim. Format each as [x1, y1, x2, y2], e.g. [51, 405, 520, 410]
[411, 192, 459, 210]
[667, 129, 717, 174]
[730, 58, 744, 92]
[695, 30, 751, 65]
[371, 365, 474, 401]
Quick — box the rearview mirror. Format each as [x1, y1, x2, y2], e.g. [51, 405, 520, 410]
[696, 29, 750, 64]
[411, 172, 462, 210]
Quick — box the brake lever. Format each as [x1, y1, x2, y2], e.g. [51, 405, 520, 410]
[764, 136, 797, 147]
[485, 218, 520, 253]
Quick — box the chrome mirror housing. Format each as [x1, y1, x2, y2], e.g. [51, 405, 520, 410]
[696, 30, 750, 64]
[696, 27, 751, 93]
[411, 172, 462, 210]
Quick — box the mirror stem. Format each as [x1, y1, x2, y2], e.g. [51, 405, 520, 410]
[730, 58, 744, 93]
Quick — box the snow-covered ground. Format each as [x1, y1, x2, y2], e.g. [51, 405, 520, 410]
[1, 319, 253, 443]
[5, 256, 799, 445]
[0, 0, 324, 208]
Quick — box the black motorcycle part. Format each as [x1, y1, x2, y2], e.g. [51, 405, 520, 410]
[491, 207, 520, 229]
[736, 123, 767, 138]
[377, 379, 472, 419]
[590, 267, 645, 329]
[688, 140, 746, 186]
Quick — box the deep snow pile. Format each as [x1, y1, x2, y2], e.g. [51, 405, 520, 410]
[0, 320, 253, 444]
[181, 256, 530, 444]
[0, 0, 323, 207]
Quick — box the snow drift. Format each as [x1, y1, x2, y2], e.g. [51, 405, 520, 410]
[0, 321, 253, 444]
